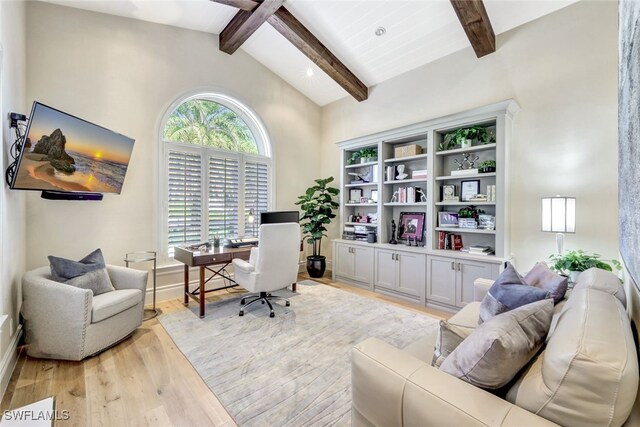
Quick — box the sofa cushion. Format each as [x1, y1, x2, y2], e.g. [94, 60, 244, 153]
[572, 267, 626, 307]
[479, 263, 550, 323]
[91, 289, 142, 323]
[524, 262, 568, 303]
[65, 268, 115, 296]
[448, 301, 481, 328]
[49, 248, 106, 281]
[403, 333, 437, 364]
[440, 299, 553, 389]
[505, 275, 638, 427]
[431, 320, 474, 368]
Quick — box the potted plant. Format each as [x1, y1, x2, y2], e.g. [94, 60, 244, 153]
[358, 147, 377, 163]
[479, 160, 496, 173]
[295, 177, 340, 278]
[347, 151, 361, 165]
[549, 250, 621, 283]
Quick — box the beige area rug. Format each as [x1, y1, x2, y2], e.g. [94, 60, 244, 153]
[159, 280, 439, 426]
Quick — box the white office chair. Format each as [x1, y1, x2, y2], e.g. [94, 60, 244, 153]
[232, 223, 300, 317]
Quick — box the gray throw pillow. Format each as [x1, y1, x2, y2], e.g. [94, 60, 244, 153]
[49, 248, 106, 281]
[432, 320, 474, 368]
[440, 299, 554, 389]
[479, 263, 550, 323]
[65, 268, 115, 296]
[48, 249, 114, 295]
[524, 262, 568, 304]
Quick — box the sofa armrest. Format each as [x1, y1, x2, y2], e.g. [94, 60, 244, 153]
[232, 258, 255, 274]
[352, 337, 558, 427]
[473, 278, 494, 301]
[107, 265, 148, 293]
[22, 269, 93, 359]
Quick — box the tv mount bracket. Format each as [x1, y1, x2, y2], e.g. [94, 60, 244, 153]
[4, 112, 28, 186]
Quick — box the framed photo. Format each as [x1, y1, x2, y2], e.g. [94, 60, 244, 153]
[460, 180, 480, 202]
[438, 211, 459, 227]
[399, 212, 426, 241]
[441, 184, 457, 201]
[360, 197, 369, 204]
[349, 188, 363, 202]
[371, 189, 379, 203]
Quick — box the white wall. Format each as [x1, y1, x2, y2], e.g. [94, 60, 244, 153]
[0, 0, 27, 394]
[25, 2, 322, 286]
[320, 0, 618, 271]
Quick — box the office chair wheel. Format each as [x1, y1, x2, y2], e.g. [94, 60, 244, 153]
[270, 311, 275, 318]
[261, 300, 265, 304]
[286, 301, 290, 307]
[239, 310, 244, 316]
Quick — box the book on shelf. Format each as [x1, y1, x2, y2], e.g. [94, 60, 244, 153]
[468, 245, 494, 255]
[438, 231, 463, 250]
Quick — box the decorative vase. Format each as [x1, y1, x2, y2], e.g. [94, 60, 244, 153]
[569, 271, 581, 284]
[306, 255, 326, 278]
[461, 139, 472, 149]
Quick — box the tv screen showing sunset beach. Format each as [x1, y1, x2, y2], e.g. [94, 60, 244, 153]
[11, 103, 135, 194]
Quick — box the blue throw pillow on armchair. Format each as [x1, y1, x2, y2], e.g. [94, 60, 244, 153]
[479, 262, 550, 323]
[48, 248, 114, 295]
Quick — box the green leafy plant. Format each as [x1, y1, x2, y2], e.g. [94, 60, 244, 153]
[295, 177, 340, 258]
[480, 160, 496, 168]
[347, 147, 378, 164]
[458, 206, 484, 219]
[549, 250, 621, 275]
[439, 126, 494, 151]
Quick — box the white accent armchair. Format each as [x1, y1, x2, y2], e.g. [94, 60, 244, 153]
[232, 223, 300, 317]
[22, 265, 148, 360]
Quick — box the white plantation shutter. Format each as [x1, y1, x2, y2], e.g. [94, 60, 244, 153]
[244, 160, 269, 235]
[167, 150, 203, 255]
[208, 156, 239, 239]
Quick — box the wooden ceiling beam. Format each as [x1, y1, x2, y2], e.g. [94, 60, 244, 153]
[210, 0, 261, 12]
[267, 7, 368, 102]
[450, 0, 495, 58]
[218, 0, 284, 54]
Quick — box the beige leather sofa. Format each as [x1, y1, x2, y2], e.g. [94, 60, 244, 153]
[22, 265, 148, 361]
[352, 268, 639, 426]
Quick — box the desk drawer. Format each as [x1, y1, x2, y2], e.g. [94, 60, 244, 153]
[233, 251, 251, 261]
[194, 253, 232, 265]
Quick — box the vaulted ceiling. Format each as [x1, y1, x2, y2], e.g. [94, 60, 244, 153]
[42, 0, 579, 106]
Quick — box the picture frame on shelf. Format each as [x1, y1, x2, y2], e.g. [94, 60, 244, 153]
[360, 197, 369, 204]
[460, 179, 480, 202]
[371, 189, 379, 203]
[438, 211, 459, 227]
[399, 212, 426, 241]
[349, 188, 363, 203]
[441, 184, 457, 201]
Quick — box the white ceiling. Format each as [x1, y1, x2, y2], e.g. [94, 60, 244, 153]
[41, 0, 579, 106]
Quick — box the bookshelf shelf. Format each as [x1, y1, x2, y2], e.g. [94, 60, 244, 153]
[435, 172, 496, 181]
[383, 153, 429, 163]
[345, 182, 378, 188]
[383, 178, 428, 185]
[435, 143, 497, 156]
[435, 227, 496, 235]
[345, 161, 377, 169]
[435, 201, 496, 206]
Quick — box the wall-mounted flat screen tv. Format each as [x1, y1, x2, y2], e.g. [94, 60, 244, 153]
[10, 102, 135, 194]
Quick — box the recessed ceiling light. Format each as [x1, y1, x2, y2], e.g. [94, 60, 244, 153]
[375, 27, 386, 37]
[306, 66, 314, 77]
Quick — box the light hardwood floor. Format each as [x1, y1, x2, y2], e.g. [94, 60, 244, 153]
[1, 273, 449, 426]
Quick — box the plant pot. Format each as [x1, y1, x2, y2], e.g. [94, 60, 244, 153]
[461, 139, 472, 149]
[569, 271, 581, 284]
[479, 166, 496, 173]
[306, 255, 326, 278]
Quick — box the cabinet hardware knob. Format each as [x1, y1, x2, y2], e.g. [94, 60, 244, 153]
[457, 262, 461, 271]
[451, 261, 455, 270]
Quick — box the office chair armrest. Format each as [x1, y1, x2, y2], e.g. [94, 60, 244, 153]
[232, 258, 255, 274]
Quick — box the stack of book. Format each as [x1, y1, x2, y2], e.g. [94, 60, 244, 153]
[458, 218, 478, 229]
[468, 245, 494, 256]
[395, 186, 423, 203]
[438, 231, 463, 250]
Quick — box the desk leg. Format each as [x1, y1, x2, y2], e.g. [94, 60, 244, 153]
[183, 265, 189, 305]
[292, 283, 297, 292]
[199, 266, 205, 318]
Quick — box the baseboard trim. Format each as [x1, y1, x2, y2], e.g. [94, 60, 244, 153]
[0, 324, 23, 400]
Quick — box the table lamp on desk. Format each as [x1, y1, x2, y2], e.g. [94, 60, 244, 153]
[248, 208, 256, 236]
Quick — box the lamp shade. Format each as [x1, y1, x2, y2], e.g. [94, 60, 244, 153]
[541, 196, 575, 233]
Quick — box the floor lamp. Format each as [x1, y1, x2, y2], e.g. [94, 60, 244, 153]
[247, 208, 256, 237]
[542, 196, 576, 254]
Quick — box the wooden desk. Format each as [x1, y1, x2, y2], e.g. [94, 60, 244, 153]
[174, 246, 253, 318]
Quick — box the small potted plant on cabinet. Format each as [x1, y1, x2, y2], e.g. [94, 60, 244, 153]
[358, 147, 377, 163]
[295, 177, 340, 278]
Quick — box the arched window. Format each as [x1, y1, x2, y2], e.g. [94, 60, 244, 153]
[160, 94, 272, 259]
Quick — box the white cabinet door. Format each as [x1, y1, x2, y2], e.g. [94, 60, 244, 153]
[427, 255, 456, 306]
[334, 243, 355, 278]
[397, 252, 425, 298]
[456, 260, 495, 308]
[353, 246, 374, 284]
[375, 249, 397, 290]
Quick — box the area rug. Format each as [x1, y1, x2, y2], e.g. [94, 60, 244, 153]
[159, 281, 440, 426]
